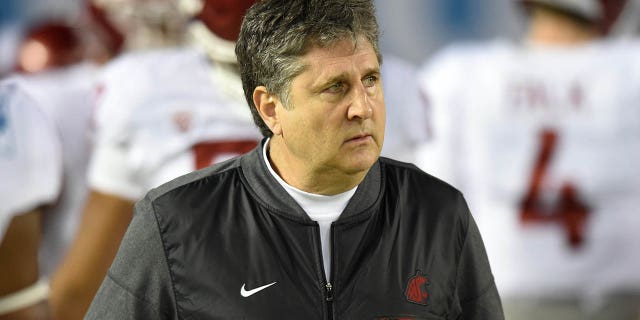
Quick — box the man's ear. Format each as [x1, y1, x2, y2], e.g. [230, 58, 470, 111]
[253, 86, 282, 135]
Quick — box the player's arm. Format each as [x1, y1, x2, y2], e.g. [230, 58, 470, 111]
[0, 210, 50, 320]
[49, 191, 135, 320]
[49, 60, 142, 319]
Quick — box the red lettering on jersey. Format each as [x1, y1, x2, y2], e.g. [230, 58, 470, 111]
[192, 140, 258, 169]
[526, 82, 549, 109]
[509, 80, 585, 112]
[519, 129, 590, 249]
[405, 270, 429, 305]
[509, 81, 549, 110]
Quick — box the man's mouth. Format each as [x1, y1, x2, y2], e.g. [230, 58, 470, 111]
[345, 133, 372, 143]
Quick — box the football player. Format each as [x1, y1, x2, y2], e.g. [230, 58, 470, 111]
[0, 2, 189, 320]
[0, 20, 98, 319]
[0, 82, 61, 319]
[49, 1, 262, 319]
[415, 0, 640, 319]
[1, 0, 189, 316]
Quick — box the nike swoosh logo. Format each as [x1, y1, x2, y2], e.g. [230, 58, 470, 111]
[240, 282, 277, 297]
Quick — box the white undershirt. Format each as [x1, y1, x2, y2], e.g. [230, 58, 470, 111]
[262, 139, 356, 280]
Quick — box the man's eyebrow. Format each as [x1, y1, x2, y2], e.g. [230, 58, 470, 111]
[362, 66, 381, 77]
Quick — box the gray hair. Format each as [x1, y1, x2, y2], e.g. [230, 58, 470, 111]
[235, 0, 381, 137]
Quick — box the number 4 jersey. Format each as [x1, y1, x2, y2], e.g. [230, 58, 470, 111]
[89, 47, 262, 201]
[415, 39, 640, 301]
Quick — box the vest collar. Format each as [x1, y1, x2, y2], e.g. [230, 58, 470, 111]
[240, 138, 382, 223]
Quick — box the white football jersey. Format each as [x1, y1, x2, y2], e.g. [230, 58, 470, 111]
[380, 54, 429, 163]
[1, 63, 99, 276]
[89, 47, 262, 201]
[416, 39, 640, 301]
[0, 81, 61, 243]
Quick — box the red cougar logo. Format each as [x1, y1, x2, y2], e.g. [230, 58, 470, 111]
[405, 270, 429, 305]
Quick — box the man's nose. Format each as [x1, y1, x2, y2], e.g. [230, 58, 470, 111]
[347, 85, 372, 120]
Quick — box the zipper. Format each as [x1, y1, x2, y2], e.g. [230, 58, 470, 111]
[325, 282, 334, 302]
[327, 225, 335, 320]
[325, 282, 334, 319]
[313, 223, 335, 320]
[325, 281, 334, 320]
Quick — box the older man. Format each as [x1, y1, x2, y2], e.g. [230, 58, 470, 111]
[86, 0, 503, 319]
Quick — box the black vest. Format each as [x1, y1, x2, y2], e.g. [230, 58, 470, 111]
[88, 140, 503, 320]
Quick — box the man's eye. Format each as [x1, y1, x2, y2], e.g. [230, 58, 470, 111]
[363, 75, 378, 87]
[325, 82, 344, 93]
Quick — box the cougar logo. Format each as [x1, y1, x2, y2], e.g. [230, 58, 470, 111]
[405, 270, 429, 305]
[172, 110, 193, 133]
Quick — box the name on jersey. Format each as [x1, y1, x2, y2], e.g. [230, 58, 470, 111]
[507, 79, 586, 114]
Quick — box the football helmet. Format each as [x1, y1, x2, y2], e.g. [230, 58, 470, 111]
[16, 22, 83, 73]
[181, 0, 257, 64]
[90, 0, 188, 51]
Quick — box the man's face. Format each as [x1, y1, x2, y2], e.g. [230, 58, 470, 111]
[276, 37, 385, 177]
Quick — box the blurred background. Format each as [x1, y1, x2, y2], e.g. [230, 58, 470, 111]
[1, 0, 639, 319]
[0, 0, 526, 77]
[0, 0, 82, 77]
[377, 0, 524, 64]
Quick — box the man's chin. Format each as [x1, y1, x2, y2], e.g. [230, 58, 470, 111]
[340, 150, 379, 174]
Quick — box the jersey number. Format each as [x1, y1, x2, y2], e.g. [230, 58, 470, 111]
[192, 140, 258, 169]
[519, 129, 590, 249]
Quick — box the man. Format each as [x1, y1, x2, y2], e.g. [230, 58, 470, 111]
[49, 1, 262, 318]
[86, 0, 503, 319]
[416, 0, 640, 319]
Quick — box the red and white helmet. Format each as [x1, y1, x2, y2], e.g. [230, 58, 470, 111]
[179, 0, 257, 64]
[15, 21, 84, 73]
[90, 0, 189, 51]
